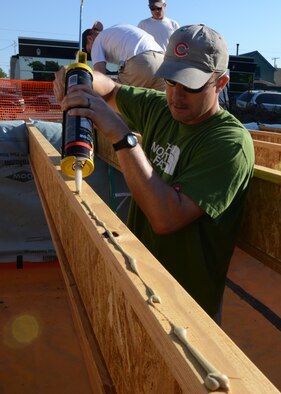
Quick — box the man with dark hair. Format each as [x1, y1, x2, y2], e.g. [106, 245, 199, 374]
[138, 0, 180, 51]
[82, 20, 104, 54]
[55, 25, 255, 322]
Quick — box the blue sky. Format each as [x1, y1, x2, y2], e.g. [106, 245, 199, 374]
[1, 0, 281, 75]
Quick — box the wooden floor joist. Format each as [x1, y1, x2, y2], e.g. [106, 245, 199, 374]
[249, 129, 281, 144]
[253, 140, 281, 170]
[239, 165, 281, 274]
[27, 124, 279, 393]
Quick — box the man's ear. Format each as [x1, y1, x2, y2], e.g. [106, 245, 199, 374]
[217, 74, 229, 92]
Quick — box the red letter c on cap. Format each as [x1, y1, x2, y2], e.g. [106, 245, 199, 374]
[174, 42, 189, 57]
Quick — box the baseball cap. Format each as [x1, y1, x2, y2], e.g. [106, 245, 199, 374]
[149, 0, 166, 7]
[88, 20, 104, 34]
[82, 21, 103, 53]
[155, 24, 229, 89]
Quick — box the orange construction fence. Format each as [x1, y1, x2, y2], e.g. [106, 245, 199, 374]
[0, 79, 62, 122]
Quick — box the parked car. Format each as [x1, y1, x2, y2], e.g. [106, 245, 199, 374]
[236, 90, 281, 112]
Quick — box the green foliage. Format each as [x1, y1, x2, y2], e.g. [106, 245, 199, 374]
[0, 67, 8, 78]
[28, 60, 61, 81]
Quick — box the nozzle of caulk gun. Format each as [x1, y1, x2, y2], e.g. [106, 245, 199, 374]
[75, 159, 83, 194]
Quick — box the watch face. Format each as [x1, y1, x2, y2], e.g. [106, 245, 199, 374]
[127, 134, 137, 147]
[113, 133, 138, 151]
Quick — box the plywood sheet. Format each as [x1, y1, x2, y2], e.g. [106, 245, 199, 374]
[239, 167, 281, 273]
[253, 140, 281, 170]
[250, 129, 281, 144]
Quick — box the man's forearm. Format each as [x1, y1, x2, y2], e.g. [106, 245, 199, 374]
[92, 71, 120, 113]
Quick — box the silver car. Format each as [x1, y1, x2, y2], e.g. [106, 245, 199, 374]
[236, 90, 281, 112]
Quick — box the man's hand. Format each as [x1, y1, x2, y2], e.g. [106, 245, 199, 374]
[53, 67, 66, 105]
[61, 84, 130, 144]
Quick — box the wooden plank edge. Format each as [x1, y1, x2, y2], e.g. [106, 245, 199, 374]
[254, 139, 281, 151]
[250, 129, 281, 140]
[254, 164, 281, 184]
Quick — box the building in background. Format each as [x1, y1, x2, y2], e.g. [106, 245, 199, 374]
[228, 55, 257, 99]
[9, 37, 117, 81]
[240, 51, 276, 85]
[10, 37, 81, 80]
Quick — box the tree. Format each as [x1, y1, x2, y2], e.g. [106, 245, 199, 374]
[28, 60, 61, 81]
[0, 68, 8, 78]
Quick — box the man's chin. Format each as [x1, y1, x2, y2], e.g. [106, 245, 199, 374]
[170, 108, 189, 122]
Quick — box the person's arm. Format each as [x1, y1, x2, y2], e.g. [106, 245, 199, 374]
[115, 139, 205, 234]
[54, 68, 120, 114]
[61, 84, 204, 234]
[93, 61, 107, 75]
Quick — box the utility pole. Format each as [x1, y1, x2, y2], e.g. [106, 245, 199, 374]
[272, 57, 279, 68]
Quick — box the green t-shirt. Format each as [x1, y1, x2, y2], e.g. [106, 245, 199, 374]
[116, 86, 255, 317]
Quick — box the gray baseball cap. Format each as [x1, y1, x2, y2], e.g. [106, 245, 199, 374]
[155, 24, 229, 89]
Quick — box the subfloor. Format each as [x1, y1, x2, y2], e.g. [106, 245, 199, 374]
[0, 261, 93, 394]
[0, 248, 280, 393]
[222, 247, 281, 391]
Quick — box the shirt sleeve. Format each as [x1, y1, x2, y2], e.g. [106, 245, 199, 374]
[175, 133, 251, 219]
[90, 35, 106, 65]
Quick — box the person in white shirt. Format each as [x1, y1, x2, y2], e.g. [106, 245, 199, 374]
[138, 0, 180, 51]
[82, 21, 165, 91]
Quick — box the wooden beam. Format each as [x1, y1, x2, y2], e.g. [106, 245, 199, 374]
[254, 164, 281, 184]
[253, 140, 281, 170]
[239, 165, 281, 273]
[27, 124, 279, 393]
[249, 129, 281, 144]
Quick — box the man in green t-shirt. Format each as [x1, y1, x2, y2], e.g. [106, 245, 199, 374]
[54, 24, 255, 322]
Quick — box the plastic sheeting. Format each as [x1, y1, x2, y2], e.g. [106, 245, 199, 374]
[0, 120, 61, 262]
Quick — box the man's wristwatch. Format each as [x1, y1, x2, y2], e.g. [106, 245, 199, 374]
[113, 132, 138, 151]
